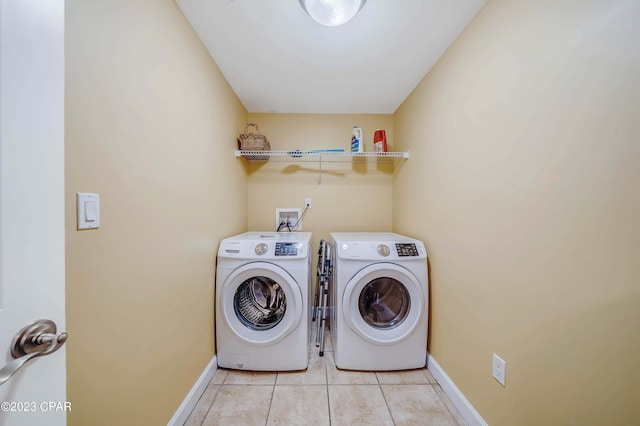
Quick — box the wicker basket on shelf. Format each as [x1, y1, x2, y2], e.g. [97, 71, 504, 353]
[237, 123, 271, 151]
[237, 123, 270, 160]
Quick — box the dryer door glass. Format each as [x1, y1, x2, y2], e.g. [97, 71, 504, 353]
[234, 276, 287, 330]
[358, 277, 410, 329]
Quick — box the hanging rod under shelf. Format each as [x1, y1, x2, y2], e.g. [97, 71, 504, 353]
[235, 150, 409, 162]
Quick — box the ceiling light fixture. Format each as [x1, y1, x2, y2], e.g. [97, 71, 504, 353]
[299, 0, 367, 27]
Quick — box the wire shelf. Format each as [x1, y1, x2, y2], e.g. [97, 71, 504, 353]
[235, 150, 409, 162]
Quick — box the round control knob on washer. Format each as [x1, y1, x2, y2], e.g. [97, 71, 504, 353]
[255, 243, 269, 255]
[377, 244, 390, 256]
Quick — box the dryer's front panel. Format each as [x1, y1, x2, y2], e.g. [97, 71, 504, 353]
[221, 262, 303, 346]
[343, 263, 425, 345]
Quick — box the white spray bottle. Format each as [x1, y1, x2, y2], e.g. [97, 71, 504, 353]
[351, 126, 363, 153]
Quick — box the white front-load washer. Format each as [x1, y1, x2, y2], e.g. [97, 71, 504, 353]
[216, 232, 312, 371]
[330, 232, 428, 371]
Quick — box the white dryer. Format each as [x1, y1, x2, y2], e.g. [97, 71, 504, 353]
[330, 232, 428, 371]
[216, 232, 312, 371]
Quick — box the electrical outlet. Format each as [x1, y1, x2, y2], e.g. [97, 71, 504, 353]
[305, 198, 312, 208]
[492, 353, 506, 386]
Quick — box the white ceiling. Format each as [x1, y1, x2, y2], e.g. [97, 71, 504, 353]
[176, 0, 487, 114]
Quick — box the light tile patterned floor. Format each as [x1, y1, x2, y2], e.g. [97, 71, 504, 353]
[184, 328, 466, 426]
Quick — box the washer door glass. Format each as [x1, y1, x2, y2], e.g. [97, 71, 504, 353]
[234, 276, 286, 330]
[220, 262, 303, 346]
[358, 277, 410, 329]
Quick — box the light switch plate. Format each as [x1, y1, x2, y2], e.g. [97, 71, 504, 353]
[77, 192, 100, 230]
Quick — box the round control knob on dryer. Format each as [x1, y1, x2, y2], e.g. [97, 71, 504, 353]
[255, 243, 268, 255]
[377, 244, 390, 256]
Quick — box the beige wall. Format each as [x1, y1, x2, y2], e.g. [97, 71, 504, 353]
[246, 114, 395, 243]
[394, 0, 640, 424]
[65, 1, 247, 425]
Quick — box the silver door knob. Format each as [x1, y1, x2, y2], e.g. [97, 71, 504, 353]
[0, 319, 67, 386]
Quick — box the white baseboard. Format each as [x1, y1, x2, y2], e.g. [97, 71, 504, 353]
[167, 355, 218, 426]
[427, 353, 488, 426]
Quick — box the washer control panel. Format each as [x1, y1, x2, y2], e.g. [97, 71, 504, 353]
[275, 242, 298, 256]
[218, 232, 312, 260]
[219, 238, 309, 259]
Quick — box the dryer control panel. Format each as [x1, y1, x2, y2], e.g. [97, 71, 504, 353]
[395, 243, 419, 257]
[335, 240, 426, 261]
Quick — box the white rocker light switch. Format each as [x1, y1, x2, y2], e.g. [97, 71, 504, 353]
[77, 192, 100, 230]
